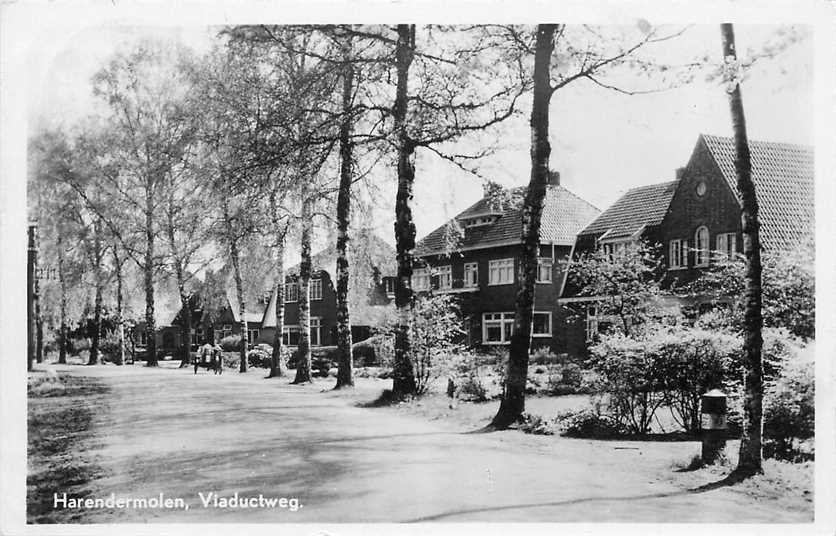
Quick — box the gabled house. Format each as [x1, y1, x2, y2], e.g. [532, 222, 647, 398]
[261, 230, 397, 348]
[212, 291, 269, 346]
[413, 172, 601, 354]
[660, 134, 813, 284]
[562, 133, 814, 347]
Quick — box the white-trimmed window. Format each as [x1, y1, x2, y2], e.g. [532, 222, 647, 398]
[463, 262, 479, 288]
[310, 317, 321, 346]
[437, 265, 452, 290]
[222, 324, 233, 338]
[247, 328, 259, 345]
[483, 312, 515, 344]
[282, 326, 301, 346]
[412, 268, 430, 291]
[536, 258, 553, 283]
[385, 278, 396, 297]
[669, 239, 687, 269]
[310, 279, 323, 301]
[532, 312, 552, 337]
[716, 232, 737, 259]
[285, 283, 299, 303]
[488, 258, 515, 285]
[694, 226, 710, 267]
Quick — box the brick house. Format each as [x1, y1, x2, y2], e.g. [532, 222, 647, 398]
[260, 231, 397, 348]
[413, 172, 600, 355]
[563, 133, 814, 345]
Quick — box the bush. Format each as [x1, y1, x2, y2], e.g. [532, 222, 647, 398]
[557, 409, 629, 438]
[531, 347, 558, 365]
[247, 346, 272, 368]
[352, 338, 379, 366]
[98, 331, 125, 364]
[219, 335, 243, 352]
[763, 352, 814, 461]
[517, 413, 557, 435]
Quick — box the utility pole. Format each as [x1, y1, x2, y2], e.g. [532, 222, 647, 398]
[28, 223, 37, 372]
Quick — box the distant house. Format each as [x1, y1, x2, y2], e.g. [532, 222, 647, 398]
[260, 230, 397, 348]
[413, 172, 601, 355]
[212, 291, 270, 346]
[562, 133, 814, 345]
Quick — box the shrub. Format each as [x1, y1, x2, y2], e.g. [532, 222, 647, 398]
[517, 413, 557, 435]
[352, 338, 378, 366]
[531, 347, 558, 365]
[557, 409, 629, 438]
[247, 346, 272, 368]
[219, 335, 243, 352]
[763, 351, 814, 461]
[98, 331, 125, 364]
[374, 294, 464, 395]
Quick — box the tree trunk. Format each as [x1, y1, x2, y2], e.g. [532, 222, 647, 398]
[293, 197, 313, 384]
[27, 224, 36, 372]
[34, 226, 43, 363]
[223, 196, 248, 374]
[391, 23, 418, 398]
[58, 227, 68, 364]
[490, 24, 556, 429]
[722, 23, 764, 476]
[269, 204, 287, 378]
[334, 42, 355, 390]
[144, 184, 158, 367]
[88, 218, 103, 365]
[115, 250, 125, 366]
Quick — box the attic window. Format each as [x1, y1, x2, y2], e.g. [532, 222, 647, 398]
[464, 216, 498, 228]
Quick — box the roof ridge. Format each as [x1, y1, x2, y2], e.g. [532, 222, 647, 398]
[700, 133, 813, 152]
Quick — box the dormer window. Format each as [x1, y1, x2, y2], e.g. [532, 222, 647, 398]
[463, 215, 499, 228]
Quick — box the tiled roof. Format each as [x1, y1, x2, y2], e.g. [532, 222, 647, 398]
[700, 134, 814, 251]
[579, 181, 678, 239]
[225, 292, 266, 325]
[415, 185, 600, 257]
[287, 230, 397, 276]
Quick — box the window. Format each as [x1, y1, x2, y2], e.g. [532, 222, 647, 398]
[385, 278, 396, 297]
[586, 306, 598, 343]
[222, 324, 233, 338]
[412, 268, 430, 291]
[669, 239, 686, 269]
[282, 326, 301, 346]
[437, 265, 452, 290]
[310, 279, 323, 301]
[483, 312, 515, 344]
[285, 283, 298, 303]
[716, 232, 737, 259]
[195, 328, 203, 344]
[536, 258, 553, 283]
[463, 262, 479, 288]
[310, 317, 321, 346]
[247, 328, 260, 345]
[532, 312, 552, 337]
[488, 258, 514, 285]
[694, 226, 710, 267]
[213, 330, 222, 344]
[139, 330, 147, 346]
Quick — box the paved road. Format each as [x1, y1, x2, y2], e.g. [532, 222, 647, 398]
[39, 364, 807, 523]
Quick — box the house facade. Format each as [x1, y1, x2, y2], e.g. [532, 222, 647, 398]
[414, 172, 601, 355]
[563, 133, 814, 346]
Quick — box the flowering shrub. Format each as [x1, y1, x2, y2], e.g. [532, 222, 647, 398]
[556, 409, 629, 438]
[219, 335, 243, 352]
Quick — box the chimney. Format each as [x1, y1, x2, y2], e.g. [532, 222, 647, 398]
[675, 167, 686, 180]
[548, 170, 561, 186]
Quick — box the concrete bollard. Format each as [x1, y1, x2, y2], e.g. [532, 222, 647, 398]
[700, 389, 727, 464]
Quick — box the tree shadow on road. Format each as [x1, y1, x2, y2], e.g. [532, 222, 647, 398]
[405, 489, 695, 522]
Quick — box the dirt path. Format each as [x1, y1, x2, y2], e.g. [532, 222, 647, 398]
[29, 363, 810, 523]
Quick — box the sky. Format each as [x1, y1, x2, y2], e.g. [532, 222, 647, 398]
[24, 22, 813, 256]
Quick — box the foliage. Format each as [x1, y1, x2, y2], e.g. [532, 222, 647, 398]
[763, 350, 815, 461]
[679, 240, 815, 340]
[98, 330, 125, 364]
[556, 409, 629, 439]
[589, 322, 741, 433]
[352, 337, 380, 367]
[246, 345, 273, 368]
[531, 347, 559, 365]
[376, 294, 465, 395]
[517, 413, 557, 435]
[219, 335, 243, 352]
[567, 242, 664, 337]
